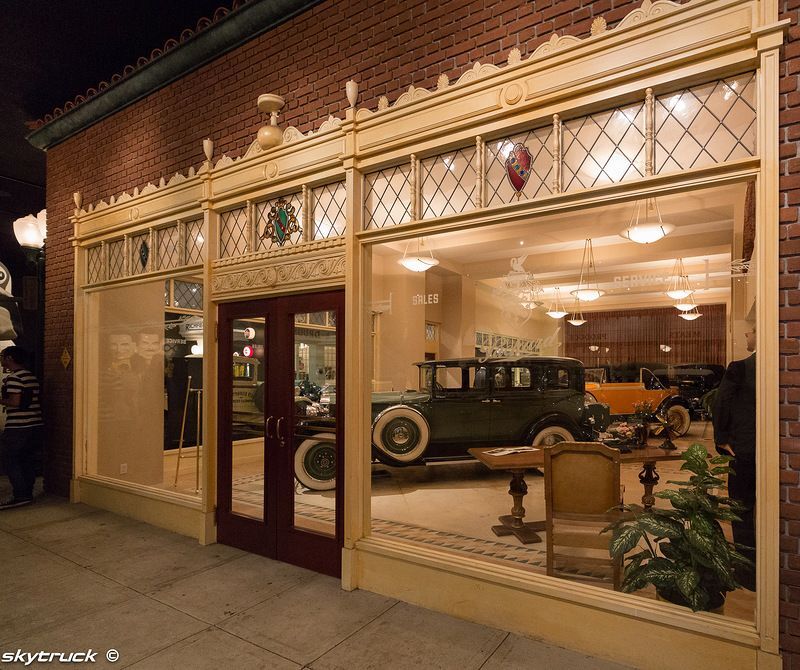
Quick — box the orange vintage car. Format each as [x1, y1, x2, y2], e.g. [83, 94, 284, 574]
[584, 367, 692, 436]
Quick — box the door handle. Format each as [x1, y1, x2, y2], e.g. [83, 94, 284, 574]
[276, 416, 286, 448]
[266, 415, 275, 439]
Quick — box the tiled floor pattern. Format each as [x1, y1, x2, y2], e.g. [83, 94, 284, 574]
[0, 483, 632, 670]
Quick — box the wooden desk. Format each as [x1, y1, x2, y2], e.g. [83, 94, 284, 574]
[469, 445, 684, 545]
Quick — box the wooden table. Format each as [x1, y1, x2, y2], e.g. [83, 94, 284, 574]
[469, 444, 684, 545]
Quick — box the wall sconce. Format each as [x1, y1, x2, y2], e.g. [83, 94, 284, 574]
[257, 94, 285, 150]
[13, 210, 47, 251]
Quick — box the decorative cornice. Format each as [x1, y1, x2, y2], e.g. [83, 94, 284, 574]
[355, 0, 683, 121]
[26, 0, 324, 150]
[212, 253, 345, 295]
[76, 0, 690, 216]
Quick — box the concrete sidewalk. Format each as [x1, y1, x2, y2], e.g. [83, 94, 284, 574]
[0, 490, 632, 669]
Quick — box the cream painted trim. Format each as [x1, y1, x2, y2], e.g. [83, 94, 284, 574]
[356, 537, 760, 670]
[76, 474, 202, 508]
[76, 476, 208, 540]
[755, 43, 781, 655]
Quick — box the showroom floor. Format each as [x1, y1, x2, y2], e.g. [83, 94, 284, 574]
[0, 482, 631, 669]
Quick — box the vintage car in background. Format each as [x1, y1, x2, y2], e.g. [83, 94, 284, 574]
[652, 363, 725, 418]
[368, 356, 610, 467]
[584, 367, 692, 436]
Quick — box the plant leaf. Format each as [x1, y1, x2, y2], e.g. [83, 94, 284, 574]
[609, 526, 643, 558]
[676, 567, 701, 601]
[686, 528, 716, 557]
[638, 514, 683, 539]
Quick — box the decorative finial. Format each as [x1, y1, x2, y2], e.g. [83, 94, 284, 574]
[73, 191, 83, 210]
[437, 74, 449, 90]
[257, 94, 286, 150]
[507, 48, 522, 66]
[203, 138, 214, 162]
[346, 80, 359, 108]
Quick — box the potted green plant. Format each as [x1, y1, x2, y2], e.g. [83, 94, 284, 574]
[604, 443, 754, 611]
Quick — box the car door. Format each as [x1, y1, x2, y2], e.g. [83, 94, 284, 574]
[488, 363, 543, 444]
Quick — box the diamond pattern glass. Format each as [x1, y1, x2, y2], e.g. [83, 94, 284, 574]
[421, 147, 477, 219]
[173, 280, 203, 310]
[486, 126, 553, 205]
[185, 218, 205, 264]
[655, 73, 756, 173]
[219, 207, 249, 258]
[130, 233, 149, 275]
[312, 182, 347, 239]
[255, 192, 304, 251]
[87, 245, 103, 284]
[562, 103, 646, 192]
[158, 225, 180, 271]
[364, 165, 411, 229]
[107, 240, 125, 280]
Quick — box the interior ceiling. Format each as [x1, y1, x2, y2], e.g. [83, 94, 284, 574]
[380, 181, 747, 312]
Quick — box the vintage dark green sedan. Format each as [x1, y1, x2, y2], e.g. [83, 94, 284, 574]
[370, 356, 610, 466]
[293, 356, 610, 490]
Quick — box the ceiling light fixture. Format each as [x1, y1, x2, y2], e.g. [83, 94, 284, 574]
[398, 237, 440, 272]
[546, 287, 568, 319]
[665, 258, 694, 300]
[570, 238, 605, 301]
[567, 298, 586, 326]
[619, 197, 675, 244]
[677, 294, 703, 320]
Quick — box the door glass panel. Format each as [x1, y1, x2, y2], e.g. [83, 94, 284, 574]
[230, 317, 266, 520]
[293, 310, 336, 536]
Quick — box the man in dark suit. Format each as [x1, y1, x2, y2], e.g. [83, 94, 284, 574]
[713, 324, 756, 590]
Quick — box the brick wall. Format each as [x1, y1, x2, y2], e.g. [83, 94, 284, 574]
[781, 2, 800, 667]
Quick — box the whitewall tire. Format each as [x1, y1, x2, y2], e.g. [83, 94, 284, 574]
[531, 425, 575, 446]
[665, 405, 691, 437]
[372, 406, 430, 463]
[294, 433, 336, 491]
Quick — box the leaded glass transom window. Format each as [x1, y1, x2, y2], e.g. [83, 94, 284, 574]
[185, 219, 205, 265]
[130, 232, 149, 276]
[158, 225, 180, 270]
[562, 103, 646, 192]
[173, 280, 203, 310]
[255, 192, 304, 251]
[107, 239, 125, 280]
[87, 245, 103, 283]
[312, 182, 347, 239]
[655, 73, 756, 173]
[486, 127, 553, 206]
[364, 165, 411, 229]
[219, 207, 249, 258]
[420, 147, 477, 219]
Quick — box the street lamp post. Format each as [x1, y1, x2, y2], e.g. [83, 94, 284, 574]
[12, 210, 46, 380]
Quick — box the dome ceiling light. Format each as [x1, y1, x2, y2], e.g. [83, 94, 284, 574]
[567, 297, 586, 326]
[546, 287, 568, 319]
[398, 237, 440, 272]
[665, 257, 694, 300]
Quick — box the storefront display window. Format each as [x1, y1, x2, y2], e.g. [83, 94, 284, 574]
[366, 182, 757, 619]
[85, 276, 205, 497]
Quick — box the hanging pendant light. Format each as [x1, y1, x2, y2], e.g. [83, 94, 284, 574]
[546, 287, 568, 319]
[619, 197, 675, 244]
[677, 294, 703, 320]
[567, 297, 586, 326]
[398, 237, 439, 272]
[665, 258, 694, 300]
[570, 238, 605, 301]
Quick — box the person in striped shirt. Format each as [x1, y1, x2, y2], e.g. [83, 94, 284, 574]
[0, 346, 43, 509]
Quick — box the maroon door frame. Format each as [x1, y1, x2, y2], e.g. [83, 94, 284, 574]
[216, 290, 344, 577]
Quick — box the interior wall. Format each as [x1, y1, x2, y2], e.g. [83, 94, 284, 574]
[563, 304, 727, 367]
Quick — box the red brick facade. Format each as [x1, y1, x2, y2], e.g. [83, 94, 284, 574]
[47, 0, 800, 663]
[781, 2, 800, 666]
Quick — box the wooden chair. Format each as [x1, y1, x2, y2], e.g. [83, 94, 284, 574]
[544, 441, 624, 589]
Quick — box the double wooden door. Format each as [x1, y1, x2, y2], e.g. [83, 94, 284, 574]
[216, 290, 343, 576]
